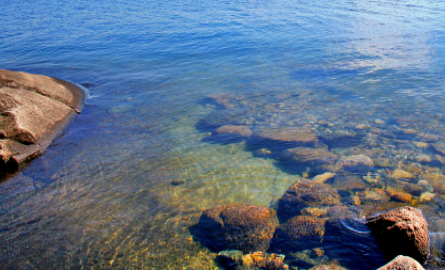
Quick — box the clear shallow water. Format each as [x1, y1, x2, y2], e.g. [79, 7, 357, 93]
[1, 0, 445, 269]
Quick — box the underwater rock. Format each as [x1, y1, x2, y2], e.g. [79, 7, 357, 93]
[389, 191, 413, 204]
[207, 94, 235, 109]
[214, 125, 253, 138]
[309, 262, 348, 270]
[413, 141, 429, 148]
[195, 204, 278, 253]
[0, 69, 85, 172]
[431, 143, 445, 156]
[366, 206, 430, 264]
[334, 154, 374, 172]
[253, 148, 273, 156]
[312, 172, 336, 183]
[414, 154, 432, 164]
[419, 192, 435, 203]
[273, 215, 327, 252]
[278, 179, 340, 222]
[422, 173, 445, 194]
[300, 207, 329, 217]
[377, 255, 425, 270]
[280, 147, 338, 166]
[332, 174, 367, 191]
[259, 127, 318, 144]
[241, 252, 287, 270]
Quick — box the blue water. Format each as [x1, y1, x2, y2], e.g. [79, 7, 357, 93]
[1, 0, 445, 269]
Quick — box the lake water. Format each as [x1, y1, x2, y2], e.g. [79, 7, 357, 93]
[1, 0, 445, 269]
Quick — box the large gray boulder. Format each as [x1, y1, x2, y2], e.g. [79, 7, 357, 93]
[0, 69, 85, 171]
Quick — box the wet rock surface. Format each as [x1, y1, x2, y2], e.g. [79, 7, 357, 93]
[278, 179, 340, 222]
[192, 204, 279, 253]
[366, 207, 430, 264]
[377, 255, 425, 270]
[0, 69, 85, 172]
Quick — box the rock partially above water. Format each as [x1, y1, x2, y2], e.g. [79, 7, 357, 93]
[194, 204, 279, 253]
[366, 207, 430, 264]
[377, 255, 425, 270]
[0, 69, 85, 172]
[259, 128, 318, 144]
[278, 179, 340, 222]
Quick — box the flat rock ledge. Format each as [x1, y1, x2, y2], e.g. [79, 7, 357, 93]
[0, 69, 85, 172]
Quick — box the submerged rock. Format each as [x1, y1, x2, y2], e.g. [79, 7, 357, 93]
[280, 147, 338, 166]
[273, 215, 327, 252]
[332, 174, 367, 191]
[194, 204, 279, 253]
[278, 179, 340, 222]
[214, 125, 253, 138]
[0, 69, 85, 172]
[366, 206, 430, 264]
[377, 255, 425, 270]
[312, 172, 336, 184]
[334, 154, 374, 172]
[259, 127, 318, 144]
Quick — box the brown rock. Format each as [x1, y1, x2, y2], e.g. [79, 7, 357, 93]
[377, 255, 425, 270]
[273, 215, 327, 251]
[214, 125, 253, 137]
[392, 169, 414, 179]
[280, 147, 338, 165]
[278, 179, 340, 222]
[312, 172, 336, 183]
[390, 191, 413, 203]
[0, 69, 85, 172]
[259, 128, 318, 143]
[195, 204, 278, 253]
[422, 173, 445, 194]
[366, 206, 430, 264]
[332, 174, 366, 191]
[334, 154, 374, 172]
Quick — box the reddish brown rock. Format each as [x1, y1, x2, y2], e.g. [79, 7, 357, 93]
[334, 154, 374, 172]
[278, 179, 340, 222]
[195, 204, 278, 253]
[377, 255, 425, 270]
[280, 147, 338, 166]
[273, 215, 327, 251]
[389, 191, 413, 203]
[214, 125, 253, 138]
[366, 207, 430, 264]
[259, 128, 318, 144]
[0, 69, 85, 172]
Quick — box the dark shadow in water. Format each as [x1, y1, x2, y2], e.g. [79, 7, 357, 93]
[322, 219, 386, 270]
[189, 219, 227, 253]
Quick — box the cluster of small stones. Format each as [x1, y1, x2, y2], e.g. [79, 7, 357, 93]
[193, 93, 441, 269]
[202, 93, 445, 211]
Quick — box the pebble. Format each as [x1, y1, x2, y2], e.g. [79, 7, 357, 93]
[420, 192, 436, 203]
[312, 172, 335, 183]
[392, 169, 413, 179]
[375, 119, 385, 125]
[413, 141, 429, 148]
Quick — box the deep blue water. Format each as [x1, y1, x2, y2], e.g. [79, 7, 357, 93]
[1, 0, 445, 269]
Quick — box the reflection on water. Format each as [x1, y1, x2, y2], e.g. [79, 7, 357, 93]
[1, 0, 445, 269]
